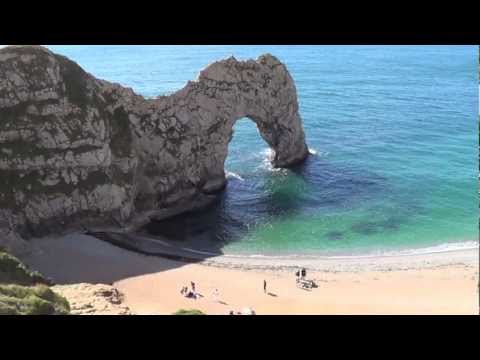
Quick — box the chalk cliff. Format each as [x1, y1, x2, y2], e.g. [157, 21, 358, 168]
[0, 45, 308, 253]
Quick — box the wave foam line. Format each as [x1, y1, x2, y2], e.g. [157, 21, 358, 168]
[226, 171, 245, 181]
[222, 241, 479, 260]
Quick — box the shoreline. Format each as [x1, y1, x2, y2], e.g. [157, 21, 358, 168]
[218, 239, 479, 258]
[85, 231, 479, 273]
[163, 240, 479, 261]
[197, 248, 478, 273]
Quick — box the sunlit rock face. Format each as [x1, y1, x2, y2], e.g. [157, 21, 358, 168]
[0, 45, 308, 250]
[0, 46, 139, 243]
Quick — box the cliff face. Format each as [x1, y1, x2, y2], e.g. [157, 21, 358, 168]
[0, 46, 139, 238]
[0, 45, 308, 252]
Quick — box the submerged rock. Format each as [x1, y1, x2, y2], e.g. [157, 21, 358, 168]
[0, 45, 309, 251]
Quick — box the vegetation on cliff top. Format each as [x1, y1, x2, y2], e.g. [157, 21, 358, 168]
[0, 284, 70, 315]
[0, 250, 47, 285]
[0, 248, 70, 315]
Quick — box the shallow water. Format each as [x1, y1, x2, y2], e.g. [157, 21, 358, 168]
[48, 45, 479, 256]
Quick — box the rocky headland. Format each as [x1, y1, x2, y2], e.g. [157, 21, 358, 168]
[0, 45, 308, 255]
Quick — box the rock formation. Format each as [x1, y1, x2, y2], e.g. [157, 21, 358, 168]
[0, 45, 308, 252]
[52, 283, 132, 315]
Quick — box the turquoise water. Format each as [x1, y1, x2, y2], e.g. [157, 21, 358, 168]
[48, 45, 479, 256]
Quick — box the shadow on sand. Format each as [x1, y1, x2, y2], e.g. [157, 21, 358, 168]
[20, 230, 222, 286]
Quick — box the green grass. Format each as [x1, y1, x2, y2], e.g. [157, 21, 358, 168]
[0, 249, 70, 315]
[173, 309, 206, 315]
[0, 284, 70, 315]
[0, 251, 48, 285]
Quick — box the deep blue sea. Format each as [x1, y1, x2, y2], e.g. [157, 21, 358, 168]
[47, 45, 479, 256]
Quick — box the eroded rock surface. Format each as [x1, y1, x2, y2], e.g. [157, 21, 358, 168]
[0, 45, 308, 252]
[52, 283, 132, 315]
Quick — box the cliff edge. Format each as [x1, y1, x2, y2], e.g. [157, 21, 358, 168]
[0, 45, 308, 253]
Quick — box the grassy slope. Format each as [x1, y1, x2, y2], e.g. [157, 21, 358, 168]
[0, 250, 47, 285]
[0, 248, 70, 315]
[0, 283, 70, 315]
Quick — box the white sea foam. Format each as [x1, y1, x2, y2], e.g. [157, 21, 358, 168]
[226, 171, 245, 181]
[261, 148, 274, 160]
[259, 148, 283, 172]
[308, 148, 329, 157]
[223, 241, 479, 260]
[368, 241, 479, 257]
[320, 241, 479, 260]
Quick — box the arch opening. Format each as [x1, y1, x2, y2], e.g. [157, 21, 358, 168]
[224, 116, 275, 180]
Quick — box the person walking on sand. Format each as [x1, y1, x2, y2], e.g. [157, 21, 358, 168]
[263, 280, 267, 294]
[213, 288, 220, 302]
[191, 281, 196, 293]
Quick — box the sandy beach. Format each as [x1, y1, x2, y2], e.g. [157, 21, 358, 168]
[21, 233, 479, 315]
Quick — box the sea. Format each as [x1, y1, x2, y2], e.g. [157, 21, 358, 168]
[46, 45, 479, 256]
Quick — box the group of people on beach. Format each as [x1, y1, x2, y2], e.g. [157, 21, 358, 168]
[180, 280, 258, 314]
[180, 281, 220, 302]
[180, 281, 199, 299]
[295, 268, 319, 290]
[296, 268, 307, 280]
[179, 268, 313, 313]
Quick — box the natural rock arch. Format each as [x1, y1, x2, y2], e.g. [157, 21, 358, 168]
[0, 46, 308, 249]
[129, 54, 309, 210]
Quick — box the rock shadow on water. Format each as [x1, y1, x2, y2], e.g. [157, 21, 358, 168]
[379, 217, 402, 231]
[289, 154, 390, 210]
[351, 221, 380, 235]
[325, 231, 344, 241]
[142, 153, 396, 254]
[350, 216, 405, 237]
[143, 190, 252, 254]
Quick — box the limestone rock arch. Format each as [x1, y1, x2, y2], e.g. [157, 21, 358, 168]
[0, 46, 308, 246]
[129, 54, 309, 209]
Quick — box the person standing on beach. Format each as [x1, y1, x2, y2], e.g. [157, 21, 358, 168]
[263, 280, 267, 294]
[191, 281, 196, 293]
